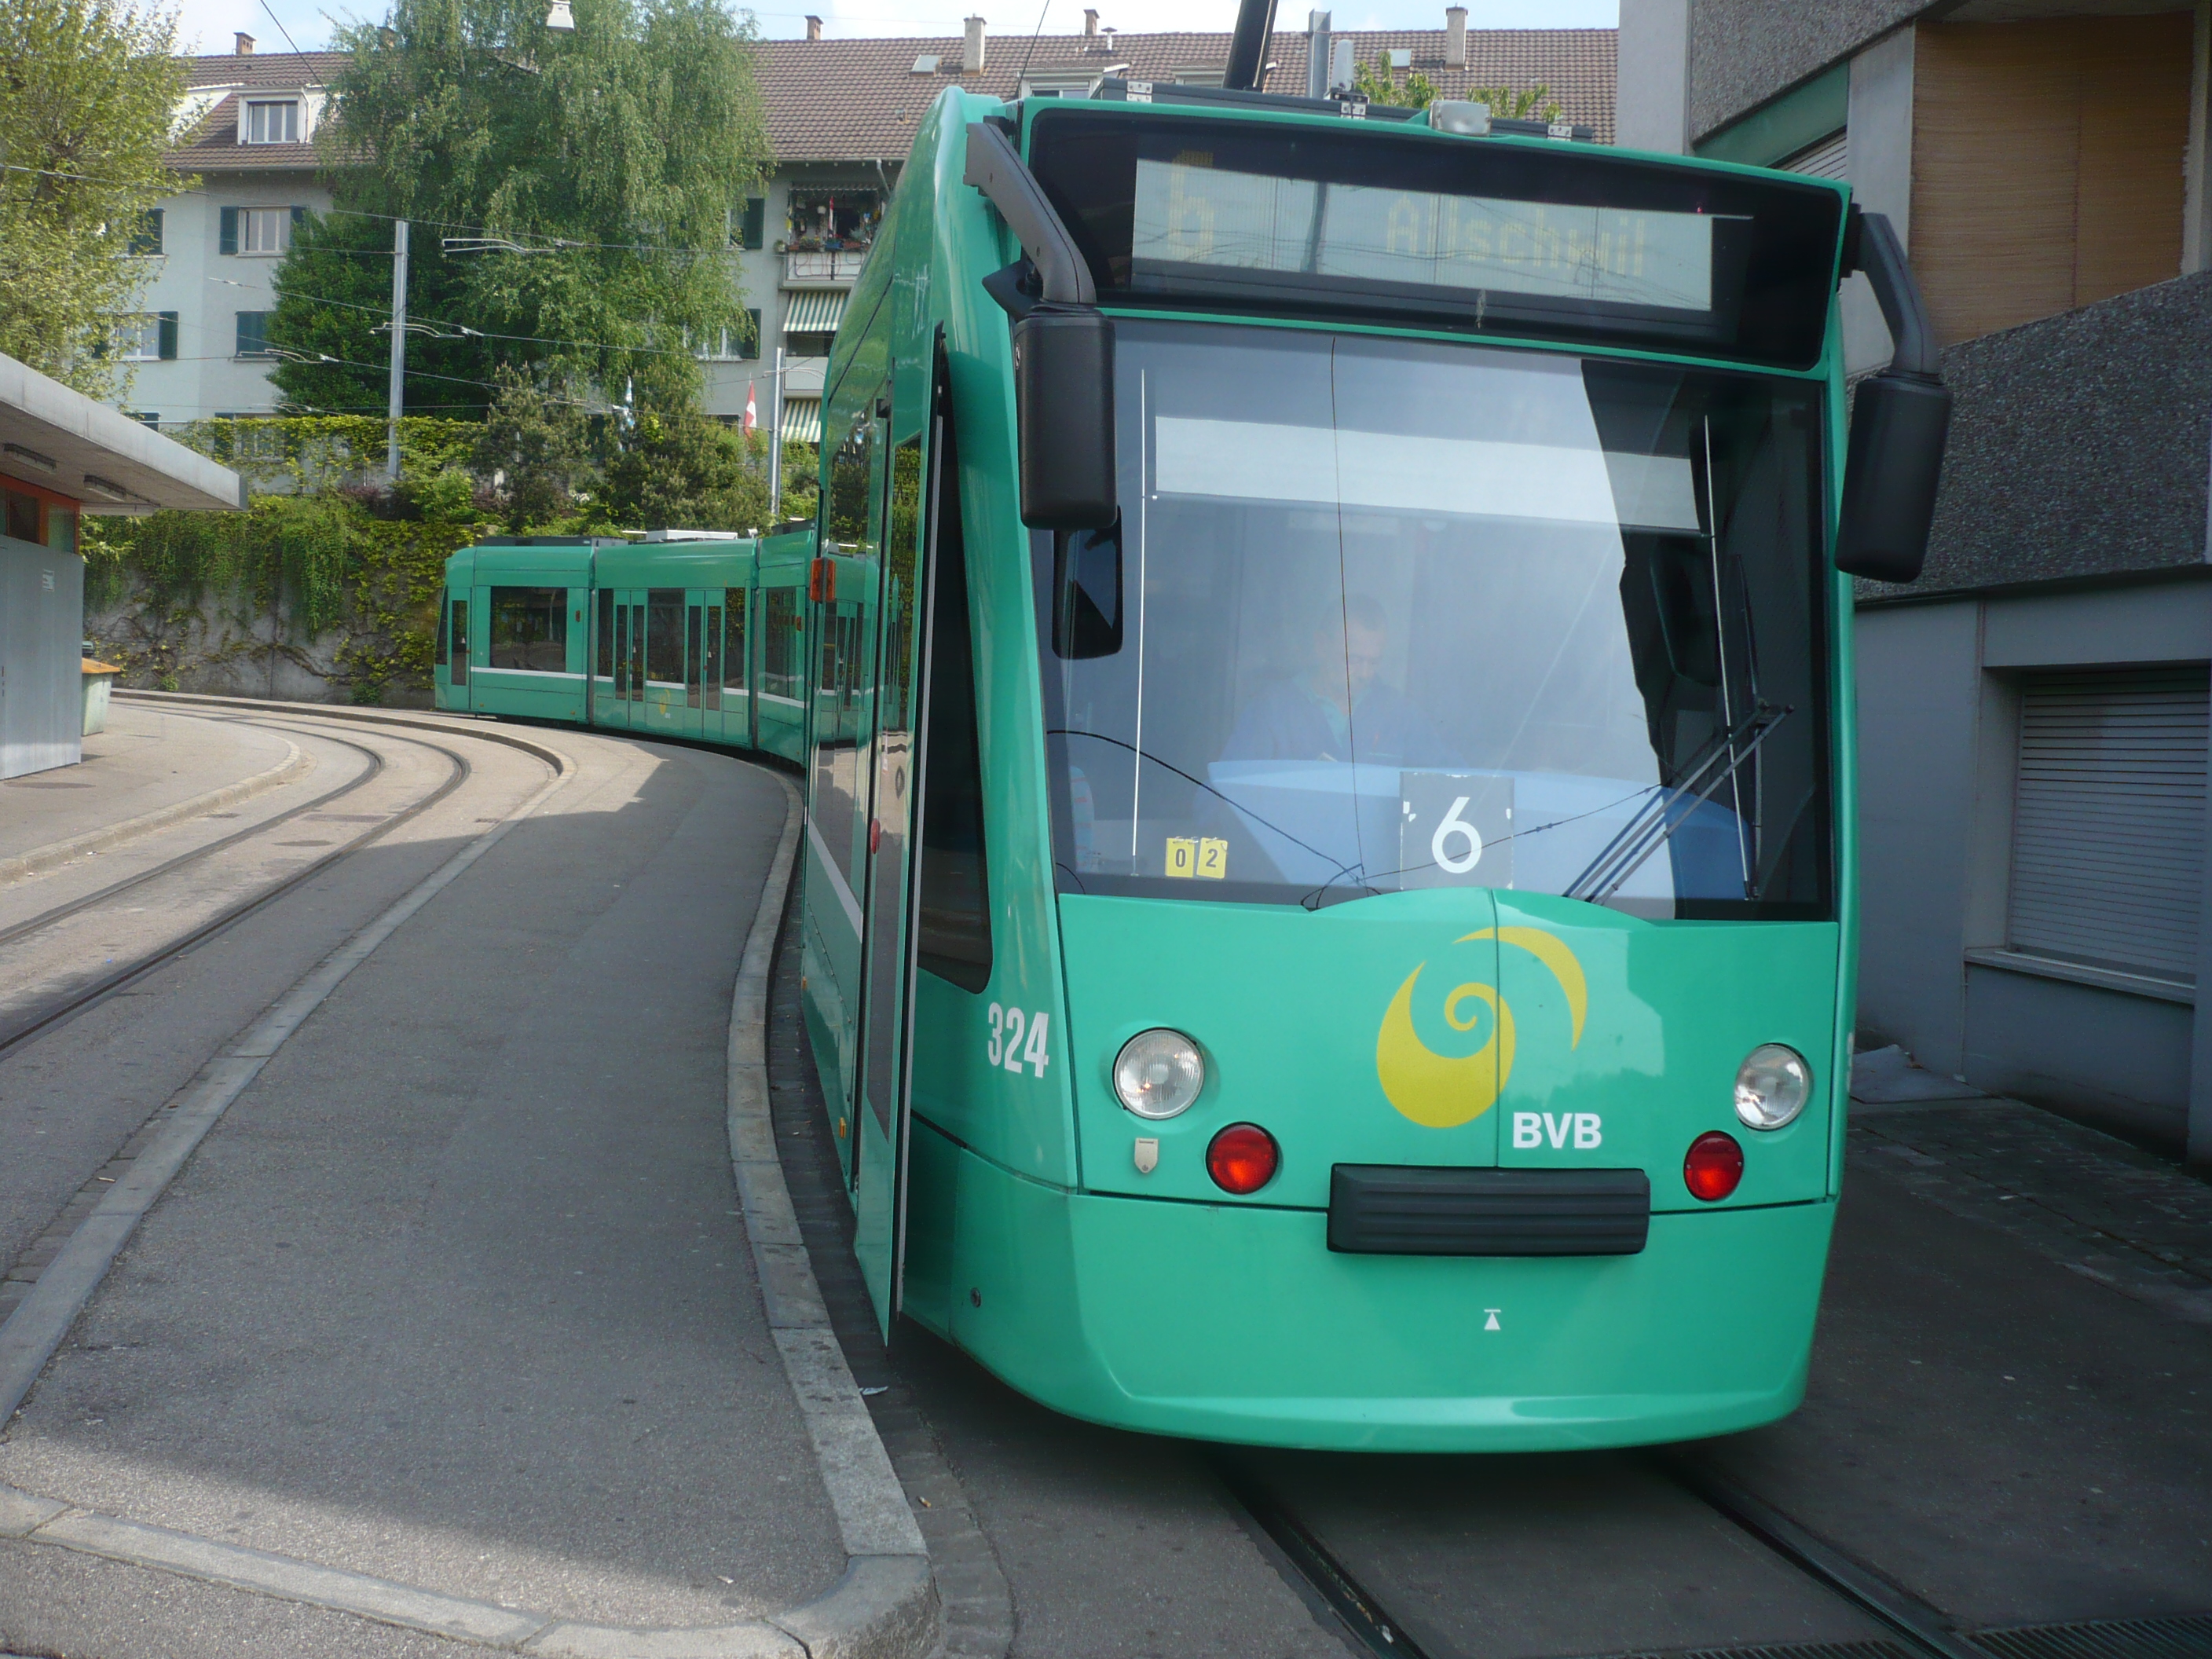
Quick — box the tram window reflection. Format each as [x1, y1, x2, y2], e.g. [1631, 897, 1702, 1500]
[646, 588, 684, 687]
[488, 586, 567, 671]
[1035, 320, 1829, 919]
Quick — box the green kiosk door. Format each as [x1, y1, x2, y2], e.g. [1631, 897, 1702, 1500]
[851, 388, 935, 1337]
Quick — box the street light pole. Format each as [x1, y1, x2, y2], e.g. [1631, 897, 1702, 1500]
[386, 219, 409, 481]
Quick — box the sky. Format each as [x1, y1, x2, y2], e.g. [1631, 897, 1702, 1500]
[168, 0, 1617, 60]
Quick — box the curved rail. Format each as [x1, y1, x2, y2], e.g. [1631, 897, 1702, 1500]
[0, 709, 524, 1059]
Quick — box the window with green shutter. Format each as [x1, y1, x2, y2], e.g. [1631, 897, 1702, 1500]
[219, 206, 238, 255]
[235, 311, 272, 357]
[740, 196, 766, 249]
[130, 209, 164, 255]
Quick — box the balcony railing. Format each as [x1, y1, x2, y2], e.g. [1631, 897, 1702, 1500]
[782, 249, 869, 287]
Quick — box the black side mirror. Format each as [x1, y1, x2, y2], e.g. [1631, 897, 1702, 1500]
[1014, 305, 1115, 530]
[1053, 517, 1122, 657]
[1836, 372, 1952, 584]
[1834, 209, 1951, 584]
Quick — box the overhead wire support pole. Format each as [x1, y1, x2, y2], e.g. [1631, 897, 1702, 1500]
[386, 219, 409, 481]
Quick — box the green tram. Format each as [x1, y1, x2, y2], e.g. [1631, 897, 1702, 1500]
[439, 57, 1950, 1449]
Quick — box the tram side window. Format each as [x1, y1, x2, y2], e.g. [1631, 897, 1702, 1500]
[917, 430, 992, 992]
[761, 587, 800, 698]
[596, 589, 614, 679]
[487, 586, 567, 670]
[724, 587, 748, 692]
[646, 588, 684, 686]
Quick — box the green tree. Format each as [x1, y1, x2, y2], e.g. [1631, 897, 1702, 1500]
[0, 0, 187, 397]
[1352, 53, 1437, 111]
[1467, 82, 1561, 123]
[473, 364, 595, 529]
[272, 0, 771, 416]
[599, 399, 764, 533]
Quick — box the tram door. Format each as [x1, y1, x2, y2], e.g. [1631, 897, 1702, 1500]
[850, 364, 944, 1336]
[604, 590, 643, 729]
[680, 592, 707, 738]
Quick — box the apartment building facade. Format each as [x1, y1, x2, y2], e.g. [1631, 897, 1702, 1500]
[1622, 0, 2212, 1159]
[122, 18, 1613, 445]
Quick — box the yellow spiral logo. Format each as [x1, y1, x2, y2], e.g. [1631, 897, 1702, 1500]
[1375, 928, 1587, 1128]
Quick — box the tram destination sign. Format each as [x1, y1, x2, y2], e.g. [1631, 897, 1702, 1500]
[1026, 108, 1846, 369]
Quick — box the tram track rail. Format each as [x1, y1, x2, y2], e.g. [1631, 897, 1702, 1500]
[1219, 1449, 2200, 1659]
[0, 695, 566, 1063]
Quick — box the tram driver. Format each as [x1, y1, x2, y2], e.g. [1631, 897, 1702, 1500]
[1220, 595, 1452, 768]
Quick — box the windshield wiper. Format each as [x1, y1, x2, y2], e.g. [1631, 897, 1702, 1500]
[1564, 702, 1792, 906]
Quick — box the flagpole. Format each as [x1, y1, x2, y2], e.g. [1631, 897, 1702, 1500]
[767, 347, 784, 523]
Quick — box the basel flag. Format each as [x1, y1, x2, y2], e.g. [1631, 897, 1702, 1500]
[743, 382, 758, 436]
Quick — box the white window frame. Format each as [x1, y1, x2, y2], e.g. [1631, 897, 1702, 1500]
[244, 98, 300, 144]
[118, 315, 164, 361]
[240, 206, 292, 255]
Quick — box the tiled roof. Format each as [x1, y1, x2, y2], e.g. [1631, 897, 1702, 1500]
[167, 54, 346, 173]
[161, 30, 1615, 176]
[753, 27, 1615, 161]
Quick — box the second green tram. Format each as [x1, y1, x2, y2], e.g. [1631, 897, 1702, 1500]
[443, 68, 1950, 1451]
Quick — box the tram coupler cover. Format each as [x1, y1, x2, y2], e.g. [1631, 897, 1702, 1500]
[1014, 304, 1116, 529]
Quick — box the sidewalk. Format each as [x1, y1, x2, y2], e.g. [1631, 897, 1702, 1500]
[0, 721, 932, 1657]
[0, 701, 306, 877]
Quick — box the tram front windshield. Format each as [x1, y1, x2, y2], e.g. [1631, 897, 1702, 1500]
[1036, 320, 1831, 919]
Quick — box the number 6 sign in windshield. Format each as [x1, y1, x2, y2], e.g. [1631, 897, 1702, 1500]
[1399, 772, 1514, 888]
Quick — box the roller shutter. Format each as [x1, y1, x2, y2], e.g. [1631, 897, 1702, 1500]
[1784, 130, 1848, 180]
[2006, 665, 2208, 981]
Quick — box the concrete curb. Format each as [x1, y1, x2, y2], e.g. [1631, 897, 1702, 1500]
[0, 734, 313, 888]
[0, 744, 939, 1658]
[724, 770, 941, 1659]
[115, 688, 578, 777]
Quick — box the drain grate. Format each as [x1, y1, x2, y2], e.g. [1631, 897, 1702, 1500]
[1971, 1614, 2212, 1659]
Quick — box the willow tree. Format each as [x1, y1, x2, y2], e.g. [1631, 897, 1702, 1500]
[272, 0, 771, 416]
[0, 0, 187, 397]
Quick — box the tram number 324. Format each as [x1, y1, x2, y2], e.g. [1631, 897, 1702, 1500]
[987, 1004, 1052, 1078]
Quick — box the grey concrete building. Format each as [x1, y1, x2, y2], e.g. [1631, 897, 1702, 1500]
[1619, 0, 2212, 1161]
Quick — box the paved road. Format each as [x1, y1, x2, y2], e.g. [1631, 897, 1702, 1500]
[0, 716, 847, 1657]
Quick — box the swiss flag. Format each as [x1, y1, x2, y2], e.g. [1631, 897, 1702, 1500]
[743, 382, 758, 436]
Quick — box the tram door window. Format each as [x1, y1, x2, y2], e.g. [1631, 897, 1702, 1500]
[687, 601, 704, 709]
[596, 589, 614, 685]
[812, 394, 885, 892]
[449, 598, 468, 687]
[436, 595, 451, 668]
[858, 431, 925, 1141]
[762, 588, 800, 699]
[915, 408, 991, 993]
[703, 602, 722, 712]
[646, 588, 684, 691]
[724, 588, 749, 695]
[628, 601, 644, 701]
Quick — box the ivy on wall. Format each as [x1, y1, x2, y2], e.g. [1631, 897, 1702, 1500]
[83, 416, 489, 704]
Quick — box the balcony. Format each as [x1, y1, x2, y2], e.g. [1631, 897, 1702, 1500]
[781, 249, 868, 288]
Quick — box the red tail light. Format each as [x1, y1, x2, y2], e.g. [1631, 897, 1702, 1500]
[1206, 1123, 1279, 1195]
[1684, 1131, 1745, 1201]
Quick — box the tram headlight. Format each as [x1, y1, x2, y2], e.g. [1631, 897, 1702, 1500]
[1112, 1029, 1205, 1119]
[1734, 1044, 1811, 1130]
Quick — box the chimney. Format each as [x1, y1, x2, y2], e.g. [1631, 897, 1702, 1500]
[1445, 5, 1465, 68]
[804, 13, 821, 37]
[1305, 10, 1330, 100]
[234, 31, 255, 54]
[964, 15, 986, 70]
[1084, 8, 1098, 34]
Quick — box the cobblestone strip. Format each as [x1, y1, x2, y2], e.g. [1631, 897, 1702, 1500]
[764, 880, 1017, 1659]
[1850, 1100, 2212, 1326]
[0, 735, 311, 887]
